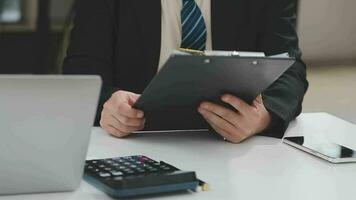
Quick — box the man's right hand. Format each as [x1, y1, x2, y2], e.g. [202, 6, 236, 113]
[100, 90, 145, 138]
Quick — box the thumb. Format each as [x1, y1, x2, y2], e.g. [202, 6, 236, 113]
[127, 93, 141, 106]
[252, 95, 263, 108]
[255, 95, 263, 104]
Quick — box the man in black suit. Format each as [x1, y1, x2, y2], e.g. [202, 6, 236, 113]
[64, 0, 308, 143]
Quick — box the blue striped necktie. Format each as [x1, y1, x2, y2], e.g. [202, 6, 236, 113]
[180, 0, 207, 51]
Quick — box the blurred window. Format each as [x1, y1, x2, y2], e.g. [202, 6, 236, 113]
[0, 0, 22, 24]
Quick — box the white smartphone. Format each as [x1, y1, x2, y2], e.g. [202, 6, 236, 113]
[283, 136, 356, 163]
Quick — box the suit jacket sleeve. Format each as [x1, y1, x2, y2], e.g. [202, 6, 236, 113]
[257, 0, 309, 138]
[63, 0, 118, 125]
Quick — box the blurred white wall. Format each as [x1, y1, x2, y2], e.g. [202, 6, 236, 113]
[298, 0, 356, 64]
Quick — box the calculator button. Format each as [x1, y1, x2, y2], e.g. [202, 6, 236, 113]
[104, 168, 112, 171]
[111, 171, 123, 176]
[98, 165, 106, 168]
[99, 172, 111, 178]
[89, 168, 100, 174]
[138, 157, 147, 162]
[113, 176, 123, 181]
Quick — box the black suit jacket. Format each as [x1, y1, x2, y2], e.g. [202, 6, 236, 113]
[63, 0, 308, 138]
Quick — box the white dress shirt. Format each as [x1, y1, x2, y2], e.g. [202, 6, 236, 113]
[158, 0, 212, 71]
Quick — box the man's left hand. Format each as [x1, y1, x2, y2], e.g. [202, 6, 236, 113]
[198, 94, 272, 144]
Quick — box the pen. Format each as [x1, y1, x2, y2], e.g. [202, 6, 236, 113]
[198, 179, 209, 191]
[178, 48, 205, 56]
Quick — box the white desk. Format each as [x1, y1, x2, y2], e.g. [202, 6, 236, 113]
[1, 113, 356, 200]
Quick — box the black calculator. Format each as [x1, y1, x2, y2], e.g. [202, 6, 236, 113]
[84, 155, 199, 198]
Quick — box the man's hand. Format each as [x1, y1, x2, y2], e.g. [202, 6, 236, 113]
[198, 94, 271, 143]
[100, 90, 145, 138]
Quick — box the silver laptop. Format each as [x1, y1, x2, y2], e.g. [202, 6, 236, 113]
[0, 75, 102, 195]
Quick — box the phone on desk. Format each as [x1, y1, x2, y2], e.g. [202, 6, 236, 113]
[283, 136, 356, 163]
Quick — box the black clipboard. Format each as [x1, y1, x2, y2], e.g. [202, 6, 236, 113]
[134, 54, 295, 131]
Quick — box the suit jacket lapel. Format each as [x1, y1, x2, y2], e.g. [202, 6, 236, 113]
[132, 0, 161, 79]
[211, 0, 251, 50]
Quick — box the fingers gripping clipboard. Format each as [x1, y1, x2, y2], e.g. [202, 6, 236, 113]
[134, 51, 295, 131]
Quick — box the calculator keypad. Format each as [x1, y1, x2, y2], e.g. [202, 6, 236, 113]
[85, 156, 177, 179]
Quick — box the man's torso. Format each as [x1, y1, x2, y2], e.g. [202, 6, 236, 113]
[110, 0, 262, 93]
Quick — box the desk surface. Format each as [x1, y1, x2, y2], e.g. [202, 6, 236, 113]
[1, 112, 356, 200]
